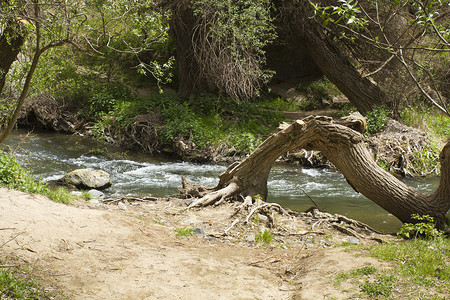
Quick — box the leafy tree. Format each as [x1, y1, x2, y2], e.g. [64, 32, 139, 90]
[0, 0, 171, 142]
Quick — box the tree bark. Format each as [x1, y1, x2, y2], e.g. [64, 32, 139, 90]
[168, 3, 211, 98]
[302, 21, 393, 115]
[0, 22, 25, 94]
[189, 116, 449, 230]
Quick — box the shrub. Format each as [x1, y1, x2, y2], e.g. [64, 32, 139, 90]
[366, 105, 388, 134]
[397, 214, 444, 240]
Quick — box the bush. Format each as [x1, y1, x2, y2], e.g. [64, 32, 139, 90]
[366, 105, 388, 134]
[397, 214, 444, 240]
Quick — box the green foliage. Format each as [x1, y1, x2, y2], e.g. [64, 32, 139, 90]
[175, 227, 194, 237]
[400, 105, 450, 141]
[81, 190, 93, 201]
[311, 0, 367, 30]
[397, 214, 444, 240]
[297, 78, 337, 111]
[192, 0, 276, 59]
[255, 229, 273, 245]
[335, 266, 395, 297]
[229, 132, 261, 154]
[366, 105, 388, 134]
[0, 150, 73, 204]
[0, 268, 53, 299]
[93, 90, 281, 155]
[191, 0, 277, 98]
[335, 101, 357, 117]
[258, 97, 299, 111]
[334, 266, 378, 286]
[410, 146, 441, 176]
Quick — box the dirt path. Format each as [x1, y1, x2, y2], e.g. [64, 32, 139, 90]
[0, 188, 389, 299]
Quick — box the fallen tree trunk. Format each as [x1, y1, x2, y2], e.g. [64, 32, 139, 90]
[189, 116, 449, 230]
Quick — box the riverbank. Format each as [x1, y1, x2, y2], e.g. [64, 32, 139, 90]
[1, 188, 398, 299]
[5, 129, 442, 233]
[2, 188, 449, 299]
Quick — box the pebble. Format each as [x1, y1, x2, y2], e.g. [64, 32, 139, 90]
[118, 202, 128, 210]
[245, 233, 256, 243]
[71, 191, 83, 197]
[88, 189, 105, 199]
[348, 237, 360, 245]
[89, 199, 100, 205]
[193, 227, 205, 235]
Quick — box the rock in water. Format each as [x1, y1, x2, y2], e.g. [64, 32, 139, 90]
[59, 168, 112, 190]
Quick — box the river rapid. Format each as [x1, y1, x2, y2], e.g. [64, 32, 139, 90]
[4, 130, 440, 233]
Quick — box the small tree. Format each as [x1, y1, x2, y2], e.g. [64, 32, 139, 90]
[0, 0, 170, 143]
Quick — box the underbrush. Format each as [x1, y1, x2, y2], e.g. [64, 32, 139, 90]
[0, 150, 74, 204]
[400, 105, 449, 143]
[83, 89, 285, 156]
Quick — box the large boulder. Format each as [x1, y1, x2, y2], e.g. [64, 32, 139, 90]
[58, 168, 112, 190]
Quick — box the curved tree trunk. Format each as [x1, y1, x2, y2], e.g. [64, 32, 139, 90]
[189, 116, 449, 230]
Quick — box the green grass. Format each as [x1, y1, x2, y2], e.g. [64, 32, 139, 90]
[0, 264, 56, 299]
[366, 237, 450, 298]
[0, 150, 75, 204]
[400, 105, 450, 142]
[175, 227, 194, 237]
[335, 230, 449, 298]
[255, 229, 273, 246]
[370, 238, 450, 284]
[360, 273, 396, 298]
[334, 265, 377, 286]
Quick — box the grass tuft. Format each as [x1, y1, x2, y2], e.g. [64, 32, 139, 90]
[175, 227, 194, 237]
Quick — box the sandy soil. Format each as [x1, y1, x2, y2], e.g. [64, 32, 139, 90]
[0, 188, 391, 299]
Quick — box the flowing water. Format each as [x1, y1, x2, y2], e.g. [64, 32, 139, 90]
[3, 130, 440, 233]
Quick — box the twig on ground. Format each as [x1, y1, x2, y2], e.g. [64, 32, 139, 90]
[224, 218, 240, 235]
[0, 231, 25, 249]
[245, 203, 285, 224]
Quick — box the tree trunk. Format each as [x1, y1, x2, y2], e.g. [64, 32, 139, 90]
[302, 22, 393, 115]
[0, 22, 25, 94]
[189, 116, 449, 230]
[169, 4, 211, 98]
[273, 0, 394, 115]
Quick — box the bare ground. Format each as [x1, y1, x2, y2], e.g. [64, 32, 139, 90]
[0, 188, 394, 299]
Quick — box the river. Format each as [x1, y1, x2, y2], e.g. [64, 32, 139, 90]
[3, 130, 441, 233]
